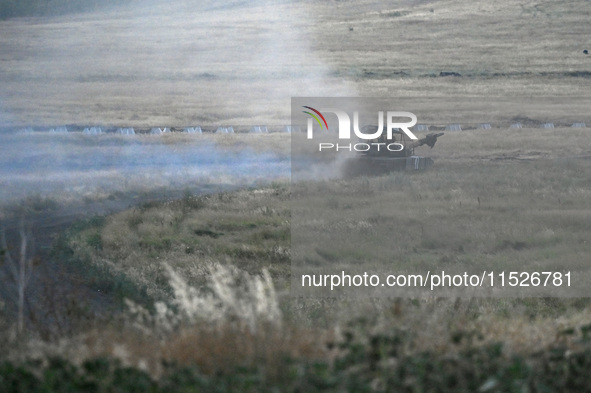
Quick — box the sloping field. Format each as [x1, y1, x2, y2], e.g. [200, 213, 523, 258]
[0, 0, 589, 127]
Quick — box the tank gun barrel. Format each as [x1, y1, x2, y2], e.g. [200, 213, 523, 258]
[411, 132, 444, 149]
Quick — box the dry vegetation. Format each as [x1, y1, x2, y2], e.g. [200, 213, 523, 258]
[292, 126, 591, 297]
[67, 184, 291, 300]
[10, 125, 584, 391]
[0, 0, 590, 127]
[1, 0, 591, 391]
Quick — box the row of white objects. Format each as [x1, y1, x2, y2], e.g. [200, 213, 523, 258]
[16, 123, 587, 134]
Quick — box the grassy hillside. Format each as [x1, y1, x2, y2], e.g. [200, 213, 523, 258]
[1, 125, 581, 391]
[62, 184, 291, 303]
[0, 0, 590, 127]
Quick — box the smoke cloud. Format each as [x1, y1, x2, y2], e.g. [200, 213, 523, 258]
[0, 0, 356, 127]
[0, 134, 290, 209]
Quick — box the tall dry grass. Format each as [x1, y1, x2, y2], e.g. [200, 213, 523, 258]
[18, 262, 330, 380]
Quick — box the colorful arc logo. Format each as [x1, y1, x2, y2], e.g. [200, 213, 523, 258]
[302, 106, 329, 131]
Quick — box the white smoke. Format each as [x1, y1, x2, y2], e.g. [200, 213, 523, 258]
[0, 134, 289, 207]
[0, 0, 355, 127]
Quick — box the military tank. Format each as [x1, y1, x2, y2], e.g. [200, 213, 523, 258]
[344, 125, 444, 176]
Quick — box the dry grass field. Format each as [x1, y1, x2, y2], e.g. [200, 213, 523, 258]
[38, 124, 590, 388]
[1, 0, 591, 391]
[291, 127, 591, 297]
[0, 0, 590, 127]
